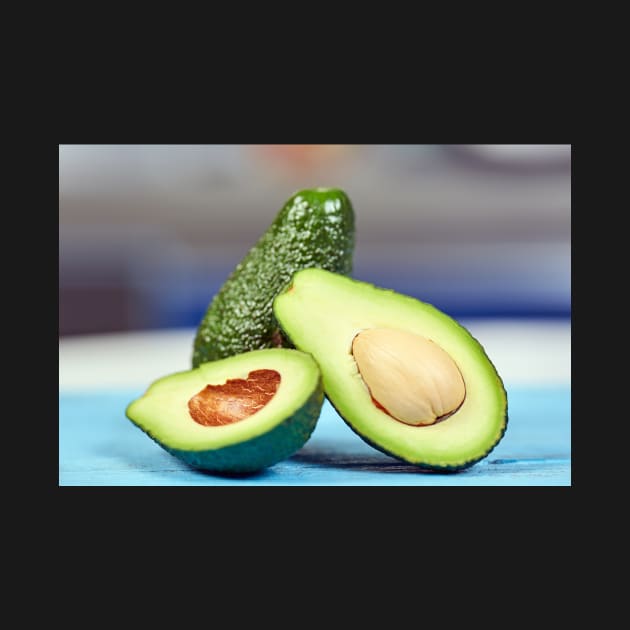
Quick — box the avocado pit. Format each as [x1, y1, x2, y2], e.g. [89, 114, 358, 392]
[351, 328, 466, 426]
[188, 369, 281, 427]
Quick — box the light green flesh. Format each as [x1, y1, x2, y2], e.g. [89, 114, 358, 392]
[126, 349, 320, 452]
[273, 269, 508, 468]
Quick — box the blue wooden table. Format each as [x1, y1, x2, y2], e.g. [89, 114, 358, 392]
[59, 323, 570, 485]
[59, 386, 570, 486]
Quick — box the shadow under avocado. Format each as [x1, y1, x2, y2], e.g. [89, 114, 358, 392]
[291, 441, 464, 474]
[188, 466, 271, 480]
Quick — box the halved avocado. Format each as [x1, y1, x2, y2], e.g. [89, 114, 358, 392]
[273, 269, 508, 471]
[126, 349, 323, 473]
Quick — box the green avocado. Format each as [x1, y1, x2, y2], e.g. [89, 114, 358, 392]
[273, 269, 508, 471]
[126, 349, 323, 473]
[192, 188, 355, 367]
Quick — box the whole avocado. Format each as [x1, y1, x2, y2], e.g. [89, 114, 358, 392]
[192, 188, 355, 367]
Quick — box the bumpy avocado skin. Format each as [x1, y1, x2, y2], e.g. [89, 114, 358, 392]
[163, 385, 324, 473]
[192, 188, 355, 367]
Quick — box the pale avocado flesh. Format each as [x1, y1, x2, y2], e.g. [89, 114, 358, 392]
[273, 269, 508, 471]
[126, 349, 323, 473]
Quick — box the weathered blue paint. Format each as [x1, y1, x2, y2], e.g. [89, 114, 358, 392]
[59, 387, 570, 486]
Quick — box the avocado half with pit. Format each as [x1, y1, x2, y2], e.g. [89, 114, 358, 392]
[273, 269, 508, 471]
[126, 349, 323, 473]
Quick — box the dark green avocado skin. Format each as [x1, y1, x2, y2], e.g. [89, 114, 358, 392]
[145, 384, 324, 474]
[133, 377, 324, 474]
[192, 188, 355, 367]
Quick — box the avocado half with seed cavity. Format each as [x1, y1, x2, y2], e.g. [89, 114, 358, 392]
[126, 349, 323, 473]
[273, 269, 508, 471]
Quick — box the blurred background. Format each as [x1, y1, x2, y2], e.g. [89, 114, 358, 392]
[59, 144, 571, 337]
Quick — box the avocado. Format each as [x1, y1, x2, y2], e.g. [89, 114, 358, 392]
[126, 349, 323, 473]
[273, 269, 508, 471]
[192, 188, 355, 367]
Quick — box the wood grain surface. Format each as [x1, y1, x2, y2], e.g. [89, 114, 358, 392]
[59, 387, 570, 486]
